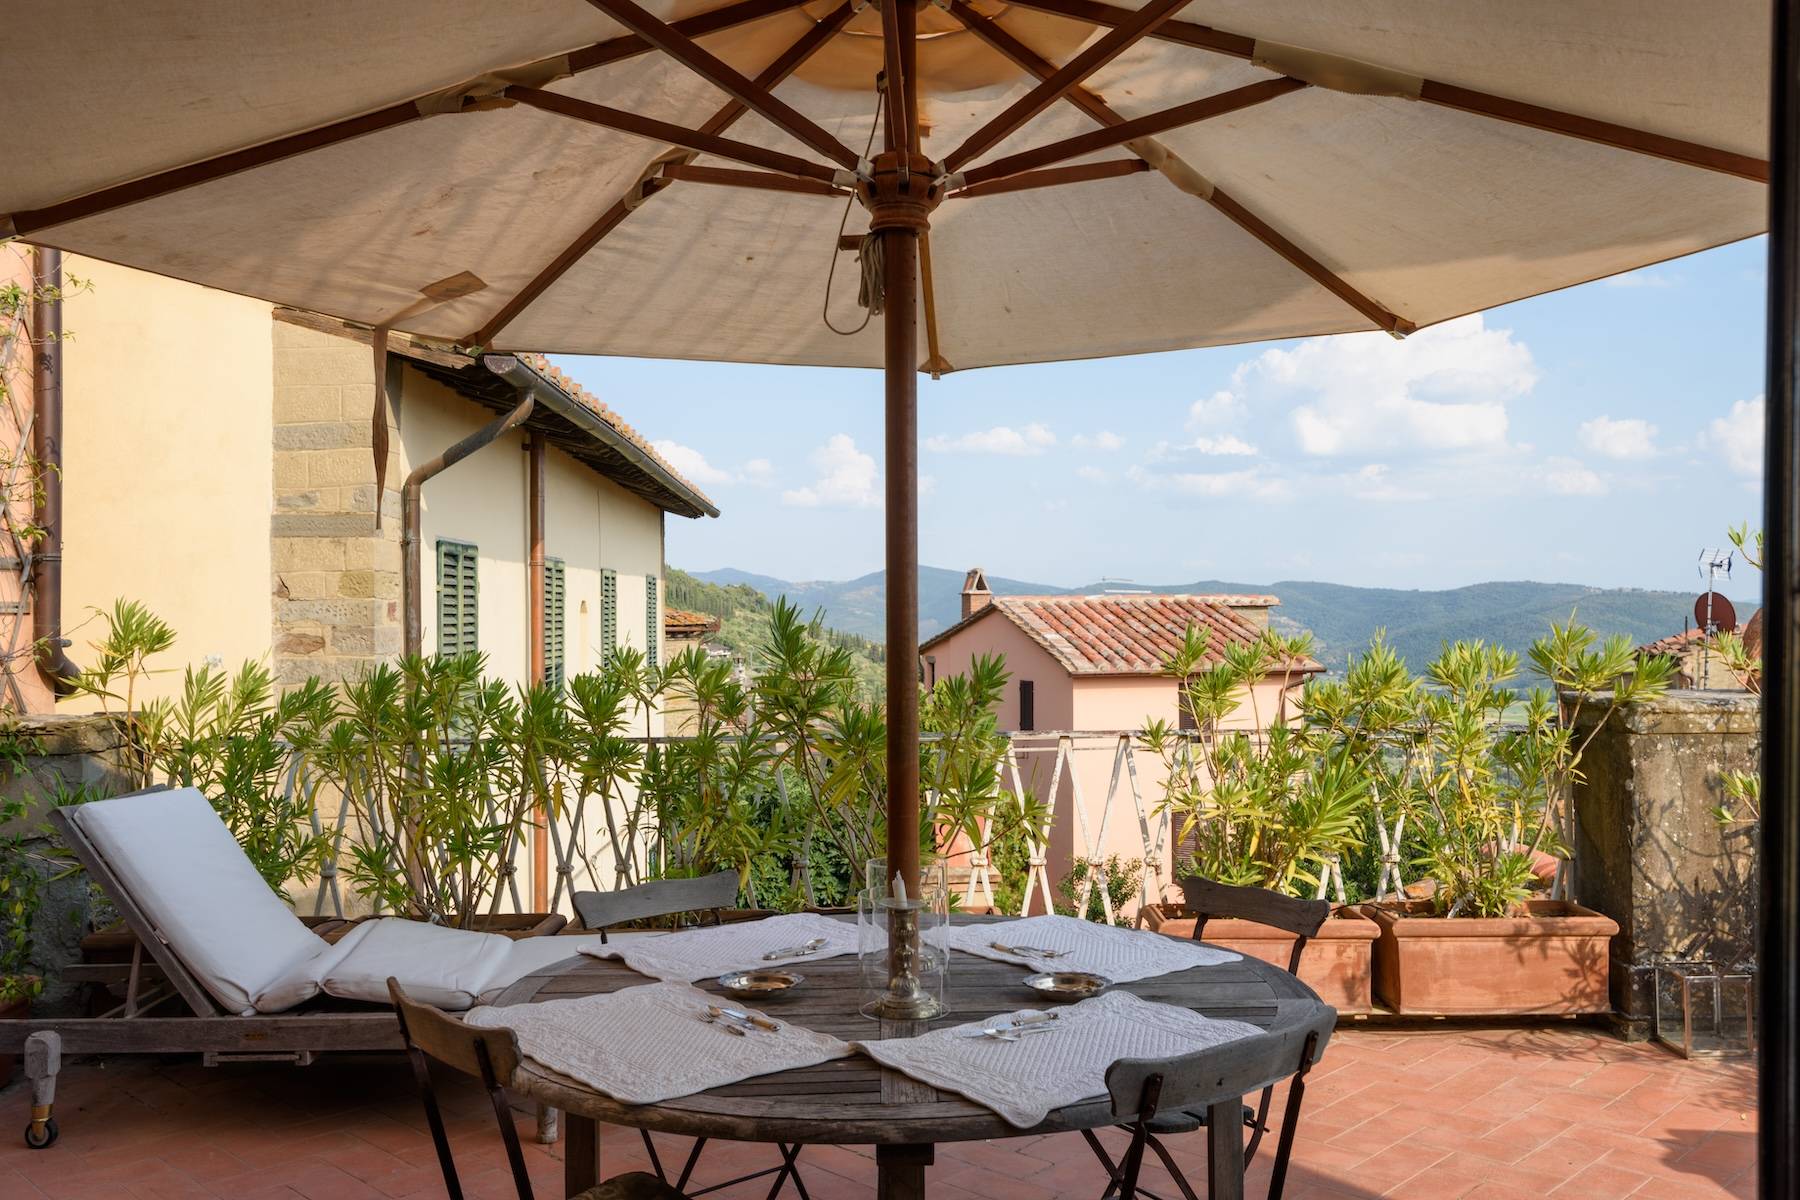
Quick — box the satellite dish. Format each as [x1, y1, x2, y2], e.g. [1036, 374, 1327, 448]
[1695, 592, 1738, 633]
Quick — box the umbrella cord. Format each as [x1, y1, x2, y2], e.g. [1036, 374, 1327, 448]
[822, 89, 886, 336]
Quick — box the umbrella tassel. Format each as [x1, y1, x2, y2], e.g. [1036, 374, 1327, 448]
[857, 232, 885, 316]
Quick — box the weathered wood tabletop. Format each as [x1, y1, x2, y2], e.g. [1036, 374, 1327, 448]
[493, 915, 1319, 1199]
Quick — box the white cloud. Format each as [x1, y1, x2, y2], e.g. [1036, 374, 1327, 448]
[781, 434, 880, 508]
[1187, 390, 1245, 430]
[1075, 465, 1109, 483]
[1071, 430, 1125, 451]
[740, 458, 775, 484]
[652, 439, 734, 486]
[1186, 434, 1257, 457]
[1703, 395, 1764, 477]
[1128, 464, 1289, 501]
[1577, 416, 1659, 460]
[925, 423, 1055, 455]
[1216, 315, 1532, 457]
[1542, 457, 1607, 496]
[1341, 464, 1427, 502]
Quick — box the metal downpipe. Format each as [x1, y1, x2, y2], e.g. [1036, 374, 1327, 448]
[400, 355, 536, 658]
[31, 247, 78, 695]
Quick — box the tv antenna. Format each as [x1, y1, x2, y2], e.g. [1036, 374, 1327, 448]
[1695, 548, 1737, 689]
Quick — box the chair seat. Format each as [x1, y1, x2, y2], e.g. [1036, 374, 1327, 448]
[577, 1170, 686, 1200]
[1144, 1102, 1255, 1134]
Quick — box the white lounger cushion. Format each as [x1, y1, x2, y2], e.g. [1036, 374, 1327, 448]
[72, 788, 327, 1016]
[75, 787, 610, 1015]
[290, 918, 604, 1011]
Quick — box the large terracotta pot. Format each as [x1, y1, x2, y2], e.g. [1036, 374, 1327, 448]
[1138, 902, 1378, 1014]
[1364, 899, 1618, 1015]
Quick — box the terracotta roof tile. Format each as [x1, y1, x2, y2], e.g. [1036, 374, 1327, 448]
[1638, 626, 1720, 657]
[927, 594, 1321, 677]
[664, 607, 722, 637]
[520, 353, 714, 510]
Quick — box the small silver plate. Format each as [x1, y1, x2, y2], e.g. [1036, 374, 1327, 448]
[1022, 971, 1112, 1000]
[718, 969, 804, 999]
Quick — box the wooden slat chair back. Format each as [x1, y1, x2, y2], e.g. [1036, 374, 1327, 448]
[1104, 1000, 1337, 1200]
[388, 979, 677, 1200]
[1177, 877, 1332, 976]
[572, 869, 738, 942]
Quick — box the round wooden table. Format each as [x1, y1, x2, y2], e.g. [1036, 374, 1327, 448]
[495, 917, 1321, 1199]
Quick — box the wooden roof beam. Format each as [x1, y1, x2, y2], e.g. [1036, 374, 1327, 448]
[584, 0, 862, 171]
[1005, 0, 1768, 182]
[942, 0, 1193, 173]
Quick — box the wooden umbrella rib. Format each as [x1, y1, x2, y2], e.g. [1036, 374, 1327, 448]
[507, 87, 839, 182]
[949, 158, 1151, 198]
[941, 0, 1193, 173]
[659, 163, 845, 194]
[1005, 0, 1767, 181]
[1418, 80, 1769, 182]
[1, 0, 817, 236]
[3, 102, 422, 237]
[468, 4, 853, 348]
[583, 0, 861, 171]
[947, 0, 1408, 333]
[954, 78, 1307, 188]
[569, 0, 815, 71]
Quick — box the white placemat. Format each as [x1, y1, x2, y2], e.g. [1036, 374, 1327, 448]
[852, 990, 1262, 1128]
[948, 914, 1240, 982]
[465, 981, 852, 1105]
[580, 912, 860, 981]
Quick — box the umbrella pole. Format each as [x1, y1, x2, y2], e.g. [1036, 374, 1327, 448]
[874, 0, 944, 1022]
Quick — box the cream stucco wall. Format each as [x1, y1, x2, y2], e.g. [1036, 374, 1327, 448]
[59, 256, 275, 708]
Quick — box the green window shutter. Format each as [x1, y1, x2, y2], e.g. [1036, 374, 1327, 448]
[645, 575, 660, 669]
[543, 558, 566, 690]
[435, 540, 478, 658]
[600, 568, 618, 666]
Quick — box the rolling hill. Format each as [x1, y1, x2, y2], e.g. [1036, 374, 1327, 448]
[690, 567, 1758, 676]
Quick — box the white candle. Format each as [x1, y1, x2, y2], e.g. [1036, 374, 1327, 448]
[893, 871, 908, 905]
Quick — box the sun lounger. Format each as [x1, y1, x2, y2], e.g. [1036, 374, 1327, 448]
[0, 786, 609, 1145]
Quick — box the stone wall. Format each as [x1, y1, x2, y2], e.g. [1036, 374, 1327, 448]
[0, 714, 134, 1014]
[1571, 689, 1760, 1039]
[269, 318, 402, 684]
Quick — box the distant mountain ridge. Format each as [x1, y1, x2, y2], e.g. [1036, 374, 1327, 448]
[690, 567, 1759, 675]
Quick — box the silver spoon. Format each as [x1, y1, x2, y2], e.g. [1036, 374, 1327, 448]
[763, 937, 827, 960]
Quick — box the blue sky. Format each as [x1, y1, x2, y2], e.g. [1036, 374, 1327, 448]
[552, 237, 1767, 598]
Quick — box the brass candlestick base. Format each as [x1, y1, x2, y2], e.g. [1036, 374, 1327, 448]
[864, 900, 946, 1021]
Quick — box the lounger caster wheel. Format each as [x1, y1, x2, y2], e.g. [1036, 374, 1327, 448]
[24, 1116, 57, 1149]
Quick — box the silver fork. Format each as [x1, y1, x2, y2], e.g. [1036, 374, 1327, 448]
[763, 936, 827, 960]
[990, 941, 1069, 959]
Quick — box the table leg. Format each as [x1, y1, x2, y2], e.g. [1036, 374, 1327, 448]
[876, 1143, 933, 1200]
[564, 1113, 599, 1197]
[1205, 1100, 1246, 1200]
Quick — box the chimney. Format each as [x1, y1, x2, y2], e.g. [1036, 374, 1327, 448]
[961, 567, 992, 620]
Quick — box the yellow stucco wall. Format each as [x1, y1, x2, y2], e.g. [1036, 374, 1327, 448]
[59, 256, 275, 707]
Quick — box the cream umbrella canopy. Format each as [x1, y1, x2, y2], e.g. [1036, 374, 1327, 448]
[0, 0, 1771, 1020]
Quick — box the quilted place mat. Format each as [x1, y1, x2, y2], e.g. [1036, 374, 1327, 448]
[580, 911, 860, 982]
[852, 989, 1262, 1128]
[466, 980, 852, 1105]
[948, 914, 1240, 983]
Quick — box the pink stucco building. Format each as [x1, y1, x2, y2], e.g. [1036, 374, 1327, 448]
[921, 569, 1322, 916]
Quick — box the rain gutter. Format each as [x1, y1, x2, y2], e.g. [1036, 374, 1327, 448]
[483, 355, 720, 519]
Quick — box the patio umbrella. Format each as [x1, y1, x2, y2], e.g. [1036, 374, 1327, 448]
[0, 0, 1770, 1016]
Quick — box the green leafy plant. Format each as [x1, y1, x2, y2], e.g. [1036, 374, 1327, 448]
[1057, 855, 1143, 926]
[67, 599, 176, 786]
[1141, 624, 1366, 896]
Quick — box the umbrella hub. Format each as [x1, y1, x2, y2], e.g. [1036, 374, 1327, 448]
[858, 150, 943, 234]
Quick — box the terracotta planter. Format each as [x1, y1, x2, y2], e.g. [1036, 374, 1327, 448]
[0, 994, 28, 1088]
[1138, 902, 1378, 1014]
[1365, 899, 1618, 1015]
